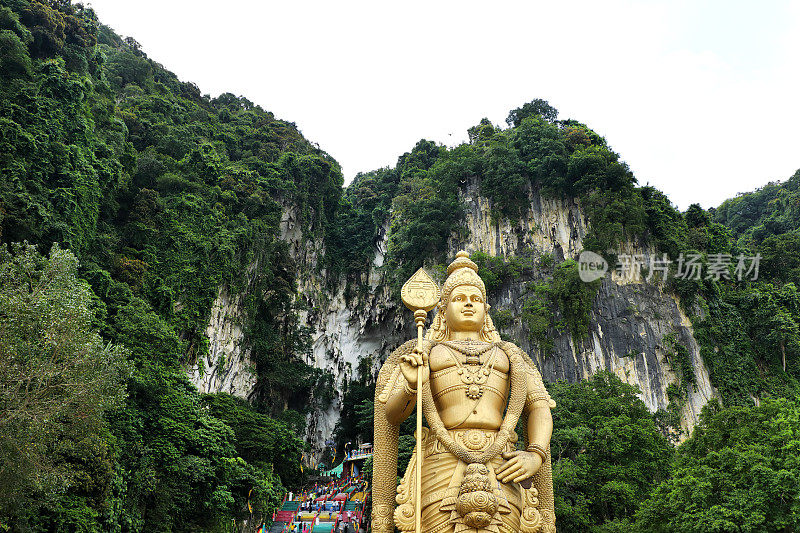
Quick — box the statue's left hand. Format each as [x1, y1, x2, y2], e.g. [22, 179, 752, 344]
[496, 450, 542, 484]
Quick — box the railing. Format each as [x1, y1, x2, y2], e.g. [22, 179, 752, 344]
[344, 449, 373, 461]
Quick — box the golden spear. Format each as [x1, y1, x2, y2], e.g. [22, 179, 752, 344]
[401, 268, 440, 533]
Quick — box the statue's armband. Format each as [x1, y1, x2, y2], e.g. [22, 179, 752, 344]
[525, 360, 555, 411]
[378, 365, 402, 404]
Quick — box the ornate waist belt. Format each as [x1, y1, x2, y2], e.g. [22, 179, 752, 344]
[425, 428, 518, 457]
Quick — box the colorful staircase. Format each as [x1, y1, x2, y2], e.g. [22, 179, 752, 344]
[281, 500, 301, 511]
[271, 499, 300, 531]
[343, 501, 359, 511]
[269, 522, 286, 533]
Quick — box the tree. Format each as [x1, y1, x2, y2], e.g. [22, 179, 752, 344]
[482, 132, 529, 220]
[203, 393, 305, 487]
[0, 242, 128, 520]
[468, 118, 498, 146]
[549, 259, 601, 339]
[741, 283, 800, 374]
[640, 186, 688, 258]
[631, 399, 800, 533]
[509, 114, 568, 193]
[0, 7, 33, 78]
[760, 230, 800, 283]
[549, 372, 673, 532]
[506, 99, 559, 127]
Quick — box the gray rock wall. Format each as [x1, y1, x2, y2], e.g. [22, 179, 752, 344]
[191, 178, 717, 458]
[187, 287, 258, 399]
[453, 179, 717, 437]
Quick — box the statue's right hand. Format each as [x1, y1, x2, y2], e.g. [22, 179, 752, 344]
[400, 347, 429, 390]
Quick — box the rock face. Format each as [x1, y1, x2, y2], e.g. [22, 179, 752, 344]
[453, 180, 717, 437]
[491, 269, 715, 436]
[191, 177, 718, 455]
[187, 287, 258, 399]
[554, 281, 715, 436]
[288, 220, 412, 451]
[452, 179, 587, 262]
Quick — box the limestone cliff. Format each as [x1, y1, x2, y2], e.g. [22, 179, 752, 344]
[452, 179, 717, 438]
[190, 178, 717, 455]
[280, 209, 411, 450]
[187, 287, 258, 399]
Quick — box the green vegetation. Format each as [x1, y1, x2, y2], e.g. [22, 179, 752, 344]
[548, 376, 800, 533]
[662, 332, 696, 387]
[384, 140, 467, 289]
[470, 251, 534, 295]
[691, 282, 800, 405]
[521, 282, 555, 354]
[326, 167, 398, 294]
[332, 358, 376, 459]
[202, 394, 304, 487]
[337, 98, 687, 290]
[0, 0, 336, 528]
[468, 253, 600, 353]
[490, 308, 514, 330]
[631, 399, 800, 533]
[2, 1, 800, 531]
[659, 383, 688, 441]
[549, 259, 602, 338]
[549, 373, 674, 532]
[0, 243, 128, 523]
[660, 198, 800, 407]
[715, 170, 800, 278]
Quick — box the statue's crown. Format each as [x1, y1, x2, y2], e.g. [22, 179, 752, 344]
[428, 250, 499, 342]
[446, 250, 479, 276]
[442, 250, 485, 303]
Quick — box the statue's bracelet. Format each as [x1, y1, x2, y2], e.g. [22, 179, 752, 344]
[526, 443, 548, 461]
[403, 380, 417, 396]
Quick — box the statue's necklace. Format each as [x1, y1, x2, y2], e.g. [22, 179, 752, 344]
[440, 340, 495, 359]
[422, 341, 528, 466]
[441, 341, 498, 400]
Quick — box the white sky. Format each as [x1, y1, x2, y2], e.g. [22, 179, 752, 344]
[86, 0, 800, 210]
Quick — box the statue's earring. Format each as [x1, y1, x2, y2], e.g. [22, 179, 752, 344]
[430, 303, 445, 332]
[481, 303, 500, 341]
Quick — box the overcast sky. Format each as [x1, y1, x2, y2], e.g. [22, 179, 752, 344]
[86, 0, 800, 209]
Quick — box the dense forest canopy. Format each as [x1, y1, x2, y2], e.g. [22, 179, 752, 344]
[1, 1, 799, 532]
[0, 0, 334, 529]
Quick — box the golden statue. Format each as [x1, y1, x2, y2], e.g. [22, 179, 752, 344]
[372, 251, 557, 533]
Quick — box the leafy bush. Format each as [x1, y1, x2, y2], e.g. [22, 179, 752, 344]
[470, 251, 533, 295]
[632, 399, 800, 533]
[521, 283, 555, 354]
[549, 373, 673, 532]
[549, 260, 601, 339]
[662, 332, 696, 387]
[0, 242, 128, 522]
[490, 308, 514, 330]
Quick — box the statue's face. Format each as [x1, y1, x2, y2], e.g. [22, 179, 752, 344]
[445, 285, 486, 333]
